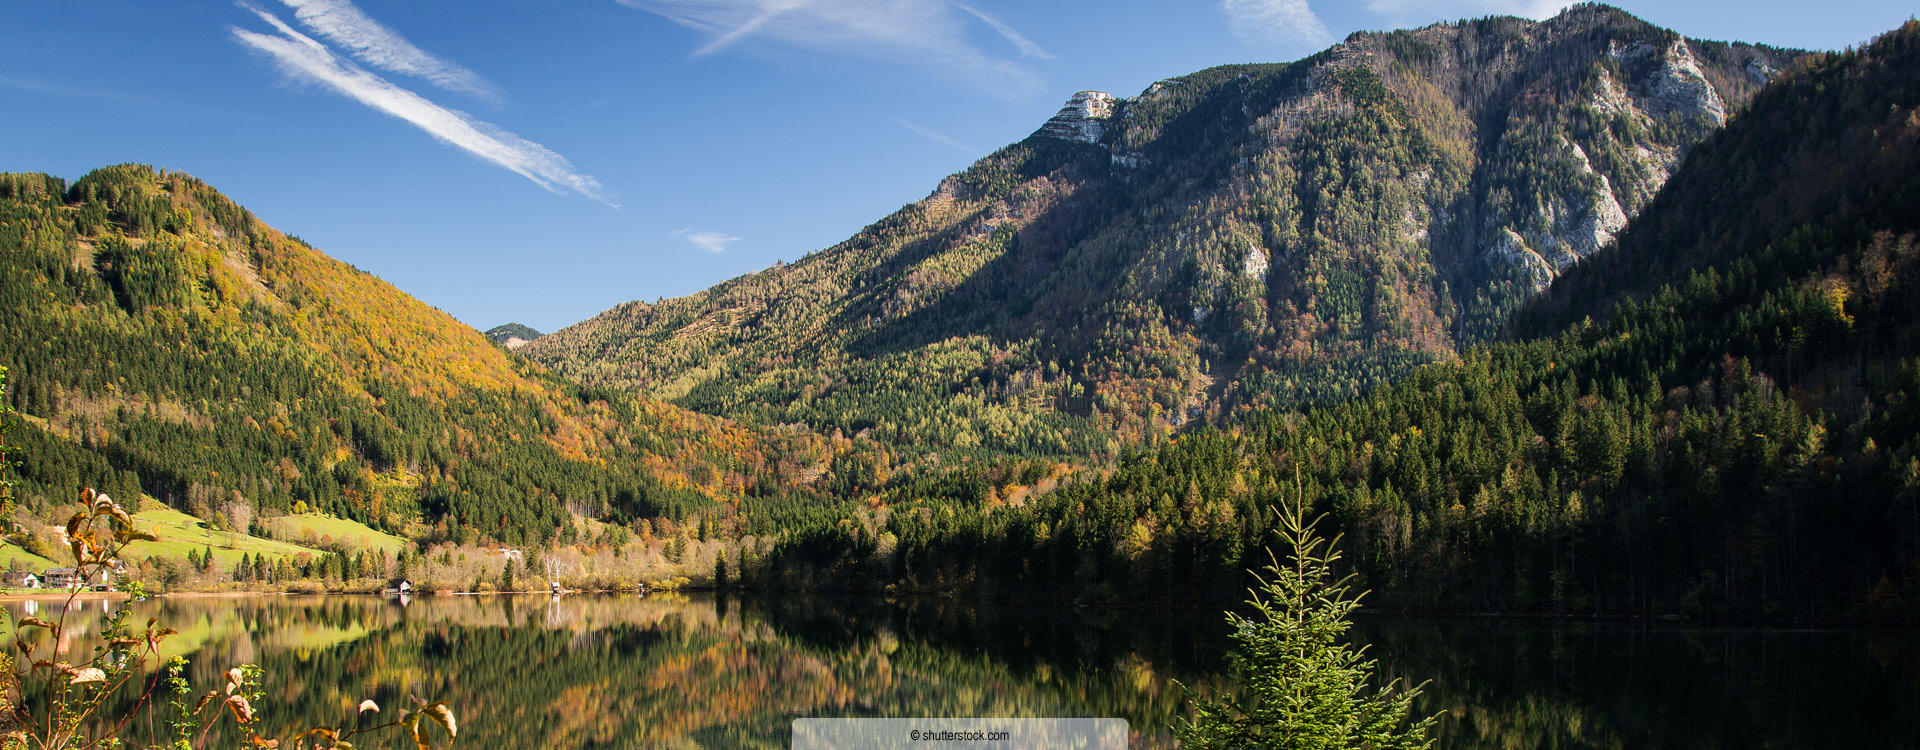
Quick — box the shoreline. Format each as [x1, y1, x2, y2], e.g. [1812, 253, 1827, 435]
[0, 591, 131, 602]
[1, 589, 1905, 628]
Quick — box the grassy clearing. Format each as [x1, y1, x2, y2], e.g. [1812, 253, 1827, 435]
[266, 513, 407, 556]
[3, 503, 404, 575]
[0, 542, 60, 571]
[123, 505, 323, 567]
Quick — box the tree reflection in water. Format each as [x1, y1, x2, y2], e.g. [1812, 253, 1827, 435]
[3, 595, 1913, 748]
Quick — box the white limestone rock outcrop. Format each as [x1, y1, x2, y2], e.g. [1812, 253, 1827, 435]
[1488, 229, 1556, 293]
[1035, 91, 1118, 144]
[1483, 136, 1636, 294]
[1242, 244, 1269, 280]
[1558, 138, 1632, 257]
[1646, 39, 1726, 125]
[1482, 35, 1742, 290]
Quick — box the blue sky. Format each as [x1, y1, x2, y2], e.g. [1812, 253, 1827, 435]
[2, 1, 1911, 333]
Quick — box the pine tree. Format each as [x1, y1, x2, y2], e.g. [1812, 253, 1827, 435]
[714, 549, 728, 590]
[1175, 488, 1434, 750]
[0, 368, 15, 527]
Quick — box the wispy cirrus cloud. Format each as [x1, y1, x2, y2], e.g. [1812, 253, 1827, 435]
[617, 0, 1046, 92]
[676, 228, 742, 253]
[954, 4, 1054, 60]
[232, 5, 611, 204]
[272, 0, 502, 104]
[1221, 0, 1333, 51]
[278, 0, 501, 102]
[893, 119, 973, 152]
[685, 0, 805, 56]
[1365, 0, 1572, 24]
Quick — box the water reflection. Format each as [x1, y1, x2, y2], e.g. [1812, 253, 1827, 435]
[1, 595, 1913, 748]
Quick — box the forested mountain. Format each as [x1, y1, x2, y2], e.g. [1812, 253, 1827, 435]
[4, 7, 1909, 624]
[484, 322, 542, 349]
[528, 4, 1799, 457]
[751, 20, 1920, 621]
[0, 165, 836, 544]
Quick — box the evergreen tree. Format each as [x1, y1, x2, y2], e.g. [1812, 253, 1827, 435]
[522, 551, 542, 586]
[713, 549, 728, 590]
[0, 368, 15, 526]
[738, 545, 756, 589]
[1176, 490, 1434, 749]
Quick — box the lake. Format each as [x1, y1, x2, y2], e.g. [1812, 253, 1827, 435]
[3, 593, 1914, 748]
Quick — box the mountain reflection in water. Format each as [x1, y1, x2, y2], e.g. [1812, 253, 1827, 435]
[3, 594, 1913, 748]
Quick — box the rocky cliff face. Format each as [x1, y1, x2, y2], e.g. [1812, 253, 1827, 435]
[1034, 91, 1117, 144]
[1481, 34, 1737, 293]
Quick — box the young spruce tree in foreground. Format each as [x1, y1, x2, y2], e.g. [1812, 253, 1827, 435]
[1177, 490, 1435, 750]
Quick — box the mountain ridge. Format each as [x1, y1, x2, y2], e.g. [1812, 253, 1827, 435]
[528, 3, 1803, 457]
[0, 165, 835, 544]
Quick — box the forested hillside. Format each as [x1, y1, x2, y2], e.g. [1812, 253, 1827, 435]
[528, 4, 1799, 458]
[0, 165, 836, 545]
[748, 21, 1920, 622]
[4, 8, 1909, 623]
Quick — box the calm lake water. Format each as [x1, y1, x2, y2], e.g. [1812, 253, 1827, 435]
[4, 593, 1915, 748]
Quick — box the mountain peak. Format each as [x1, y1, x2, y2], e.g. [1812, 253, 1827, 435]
[484, 323, 543, 350]
[1033, 90, 1118, 144]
